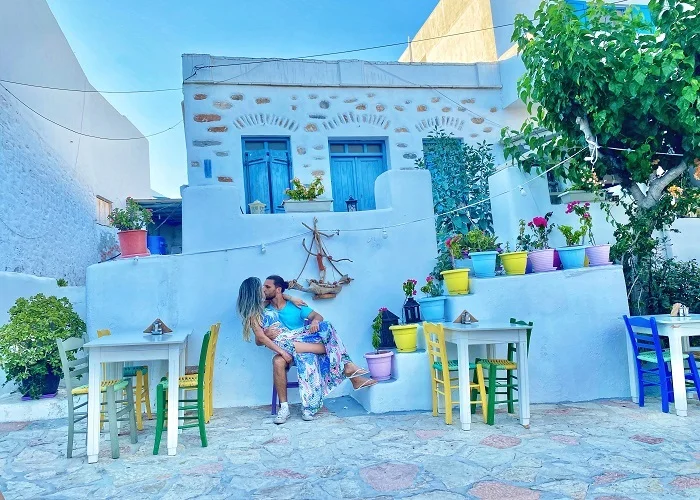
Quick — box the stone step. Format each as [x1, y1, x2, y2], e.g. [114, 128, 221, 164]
[0, 389, 69, 423]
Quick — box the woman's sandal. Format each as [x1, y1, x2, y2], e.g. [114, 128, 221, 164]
[353, 378, 378, 391]
[345, 368, 370, 379]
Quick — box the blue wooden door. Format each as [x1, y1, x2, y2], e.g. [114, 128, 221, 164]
[243, 139, 291, 213]
[329, 141, 386, 212]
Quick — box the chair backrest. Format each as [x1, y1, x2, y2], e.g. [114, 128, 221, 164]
[423, 322, 450, 385]
[197, 332, 212, 395]
[509, 318, 534, 360]
[56, 336, 89, 394]
[623, 315, 665, 364]
[205, 323, 221, 387]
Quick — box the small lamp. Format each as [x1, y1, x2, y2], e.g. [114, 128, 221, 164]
[248, 200, 266, 214]
[345, 196, 358, 212]
[379, 309, 399, 349]
[402, 298, 422, 324]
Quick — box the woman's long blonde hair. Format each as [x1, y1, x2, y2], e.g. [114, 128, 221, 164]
[237, 277, 265, 342]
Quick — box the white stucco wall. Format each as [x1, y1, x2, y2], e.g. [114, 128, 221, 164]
[0, 0, 151, 283]
[0, 272, 86, 397]
[666, 218, 700, 262]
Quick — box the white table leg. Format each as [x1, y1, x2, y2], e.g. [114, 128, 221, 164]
[87, 347, 102, 463]
[669, 333, 688, 417]
[625, 330, 639, 403]
[517, 331, 531, 428]
[167, 345, 180, 455]
[457, 340, 472, 431]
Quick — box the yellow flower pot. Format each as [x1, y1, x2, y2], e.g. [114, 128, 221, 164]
[440, 269, 470, 295]
[389, 324, 419, 353]
[500, 251, 528, 275]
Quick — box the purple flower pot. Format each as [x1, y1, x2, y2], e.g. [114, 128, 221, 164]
[364, 350, 394, 381]
[528, 249, 556, 273]
[586, 244, 612, 266]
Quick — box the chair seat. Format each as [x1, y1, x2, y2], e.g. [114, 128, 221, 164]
[72, 379, 129, 395]
[433, 360, 480, 371]
[159, 374, 200, 390]
[477, 358, 518, 370]
[123, 365, 148, 377]
[637, 349, 689, 363]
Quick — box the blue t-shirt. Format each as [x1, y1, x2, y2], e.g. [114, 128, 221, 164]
[266, 302, 313, 330]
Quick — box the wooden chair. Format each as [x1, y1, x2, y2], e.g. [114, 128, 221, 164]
[56, 336, 137, 459]
[153, 332, 210, 454]
[474, 318, 533, 425]
[423, 321, 488, 425]
[97, 329, 152, 430]
[183, 323, 220, 422]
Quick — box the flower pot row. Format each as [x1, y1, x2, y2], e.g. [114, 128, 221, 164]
[529, 244, 611, 272]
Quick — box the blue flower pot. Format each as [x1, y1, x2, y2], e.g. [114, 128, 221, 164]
[418, 296, 446, 322]
[556, 246, 587, 269]
[470, 251, 498, 278]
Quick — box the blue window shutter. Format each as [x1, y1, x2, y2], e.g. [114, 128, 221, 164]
[269, 151, 292, 213]
[566, 0, 588, 23]
[637, 5, 653, 26]
[330, 157, 357, 212]
[354, 157, 385, 211]
[204, 159, 212, 179]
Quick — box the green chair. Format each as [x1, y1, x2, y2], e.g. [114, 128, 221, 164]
[472, 318, 533, 425]
[56, 337, 138, 459]
[153, 332, 210, 454]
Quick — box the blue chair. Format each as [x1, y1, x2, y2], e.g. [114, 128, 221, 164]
[271, 363, 299, 415]
[624, 315, 700, 413]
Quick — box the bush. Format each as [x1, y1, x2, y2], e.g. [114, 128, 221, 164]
[0, 294, 86, 398]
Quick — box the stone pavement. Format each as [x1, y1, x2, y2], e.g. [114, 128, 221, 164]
[1, 397, 700, 499]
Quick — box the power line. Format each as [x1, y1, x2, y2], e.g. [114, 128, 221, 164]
[0, 78, 181, 94]
[0, 82, 182, 141]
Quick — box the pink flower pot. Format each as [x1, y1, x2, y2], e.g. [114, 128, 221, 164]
[586, 244, 611, 266]
[117, 229, 150, 258]
[528, 249, 556, 273]
[364, 350, 393, 381]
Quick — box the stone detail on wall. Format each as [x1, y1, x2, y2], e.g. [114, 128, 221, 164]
[395, 127, 409, 133]
[217, 176, 233, 183]
[194, 94, 207, 100]
[213, 101, 232, 110]
[396, 143, 408, 148]
[431, 97, 440, 103]
[319, 100, 330, 109]
[376, 104, 385, 112]
[321, 112, 390, 130]
[313, 145, 324, 150]
[194, 114, 221, 123]
[255, 97, 271, 104]
[297, 147, 307, 155]
[303, 164, 311, 168]
[291, 105, 297, 111]
[394, 105, 405, 112]
[215, 151, 229, 157]
[207, 126, 228, 133]
[343, 98, 357, 103]
[490, 107, 498, 113]
[308, 94, 318, 100]
[470, 133, 478, 138]
[416, 105, 428, 112]
[291, 95, 298, 100]
[471, 117, 485, 125]
[232, 113, 299, 131]
[329, 95, 338, 99]
[367, 93, 376, 98]
[458, 107, 467, 112]
[305, 123, 319, 132]
[405, 100, 412, 104]
[356, 104, 367, 111]
[308, 114, 327, 120]
[311, 170, 325, 177]
[483, 127, 493, 133]
[193, 140, 222, 147]
[461, 98, 476, 104]
[191, 161, 200, 167]
[414, 116, 465, 132]
[231, 94, 244, 101]
[442, 107, 452, 113]
[313, 156, 326, 161]
[403, 153, 418, 159]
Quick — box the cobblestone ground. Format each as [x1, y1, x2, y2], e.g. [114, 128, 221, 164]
[1, 397, 700, 499]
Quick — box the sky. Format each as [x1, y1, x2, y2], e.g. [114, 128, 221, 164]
[46, 1, 439, 198]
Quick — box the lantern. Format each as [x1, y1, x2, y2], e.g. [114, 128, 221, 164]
[345, 196, 358, 212]
[402, 297, 422, 324]
[379, 309, 399, 349]
[248, 200, 266, 214]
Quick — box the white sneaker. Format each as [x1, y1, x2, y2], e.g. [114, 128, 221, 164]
[301, 410, 314, 421]
[274, 405, 290, 424]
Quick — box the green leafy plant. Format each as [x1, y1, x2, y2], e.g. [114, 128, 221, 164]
[402, 279, 418, 299]
[372, 308, 385, 353]
[558, 225, 587, 247]
[285, 176, 325, 201]
[566, 201, 595, 245]
[465, 229, 499, 253]
[420, 275, 443, 298]
[0, 294, 86, 399]
[514, 219, 534, 252]
[445, 234, 468, 260]
[56, 278, 68, 287]
[107, 197, 153, 231]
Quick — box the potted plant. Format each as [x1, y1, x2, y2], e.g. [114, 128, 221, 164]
[390, 281, 420, 352]
[556, 225, 588, 269]
[563, 201, 611, 266]
[108, 197, 153, 258]
[526, 212, 556, 273]
[558, 170, 602, 203]
[0, 294, 86, 400]
[445, 234, 471, 270]
[282, 175, 333, 212]
[500, 220, 530, 275]
[364, 308, 394, 381]
[464, 229, 500, 278]
[418, 276, 446, 322]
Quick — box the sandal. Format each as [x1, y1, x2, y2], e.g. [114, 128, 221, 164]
[345, 368, 370, 379]
[353, 378, 378, 391]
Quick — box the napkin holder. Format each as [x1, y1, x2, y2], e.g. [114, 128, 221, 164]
[671, 303, 690, 317]
[144, 318, 172, 335]
[453, 310, 479, 324]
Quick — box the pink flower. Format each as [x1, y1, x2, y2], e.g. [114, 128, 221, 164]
[426, 276, 433, 282]
[584, 202, 590, 207]
[532, 216, 547, 228]
[583, 213, 591, 219]
[528, 222, 534, 228]
[413, 291, 417, 295]
[379, 307, 387, 312]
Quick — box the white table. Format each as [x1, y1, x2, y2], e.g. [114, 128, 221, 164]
[627, 315, 700, 417]
[441, 321, 531, 430]
[83, 330, 191, 463]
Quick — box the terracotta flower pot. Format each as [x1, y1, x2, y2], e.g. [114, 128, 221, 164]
[117, 229, 150, 258]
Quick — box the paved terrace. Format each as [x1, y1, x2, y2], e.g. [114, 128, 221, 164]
[1, 397, 700, 499]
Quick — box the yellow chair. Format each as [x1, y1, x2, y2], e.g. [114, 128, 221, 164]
[423, 321, 488, 425]
[97, 329, 152, 431]
[178, 324, 220, 423]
